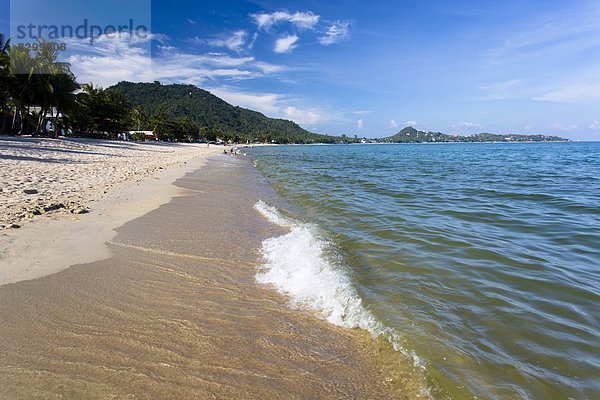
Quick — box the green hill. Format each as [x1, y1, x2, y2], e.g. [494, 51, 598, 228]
[109, 81, 336, 144]
[381, 126, 568, 143]
[107, 82, 568, 144]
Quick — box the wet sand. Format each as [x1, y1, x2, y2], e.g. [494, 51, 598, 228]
[0, 155, 409, 399]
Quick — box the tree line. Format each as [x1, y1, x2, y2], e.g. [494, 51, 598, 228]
[0, 36, 241, 141]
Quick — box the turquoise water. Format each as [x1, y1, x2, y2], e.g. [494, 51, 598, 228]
[249, 142, 600, 399]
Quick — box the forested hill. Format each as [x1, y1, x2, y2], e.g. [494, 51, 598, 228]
[109, 81, 336, 143]
[108, 82, 568, 144]
[381, 126, 568, 143]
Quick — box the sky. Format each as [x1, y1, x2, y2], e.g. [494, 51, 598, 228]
[2, 0, 600, 140]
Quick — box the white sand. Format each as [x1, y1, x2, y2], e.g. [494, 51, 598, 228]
[0, 136, 223, 286]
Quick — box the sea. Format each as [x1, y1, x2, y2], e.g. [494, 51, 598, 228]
[247, 142, 600, 400]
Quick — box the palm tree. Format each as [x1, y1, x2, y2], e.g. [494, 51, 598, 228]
[30, 41, 76, 134]
[68, 85, 95, 136]
[50, 70, 79, 134]
[6, 45, 36, 134]
[0, 33, 8, 67]
[149, 106, 171, 139]
[1, 35, 139, 138]
[73, 84, 130, 137]
[130, 106, 148, 131]
[0, 39, 79, 135]
[0, 34, 11, 133]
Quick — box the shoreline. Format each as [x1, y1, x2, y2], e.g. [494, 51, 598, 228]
[0, 137, 222, 286]
[0, 154, 406, 399]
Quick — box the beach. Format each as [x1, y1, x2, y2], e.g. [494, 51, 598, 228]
[0, 137, 225, 285]
[2, 0, 596, 397]
[0, 136, 216, 229]
[0, 139, 408, 399]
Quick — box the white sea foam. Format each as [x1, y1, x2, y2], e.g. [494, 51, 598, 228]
[254, 200, 433, 397]
[254, 200, 406, 344]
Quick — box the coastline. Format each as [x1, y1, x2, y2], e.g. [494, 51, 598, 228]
[0, 152, 408, 399]
[0, 137, 222, 286]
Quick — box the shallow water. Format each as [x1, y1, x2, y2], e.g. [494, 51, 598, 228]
[0, 156, 404, 399]
[249, 142, 600, 399]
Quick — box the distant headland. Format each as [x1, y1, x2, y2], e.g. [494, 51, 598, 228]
[373, 126, 568, 144]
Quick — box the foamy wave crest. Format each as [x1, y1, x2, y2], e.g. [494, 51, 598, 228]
[254, 201, 433, 398]
[253, 201, 401, 341]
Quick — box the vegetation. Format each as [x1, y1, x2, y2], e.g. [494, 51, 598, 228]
[108, 81, 339, 143]
[379, 126, 568, 143]
[0, 34, 10, 133]
[0, 37, 80, 135]
[64, 83, 130, 137]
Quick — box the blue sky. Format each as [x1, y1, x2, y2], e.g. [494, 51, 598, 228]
[2, 0, 600, 139]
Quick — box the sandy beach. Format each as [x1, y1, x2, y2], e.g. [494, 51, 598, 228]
[0, 139, 413, 399]
[0, 136, 218, 229]
[0, 137, 222, 285]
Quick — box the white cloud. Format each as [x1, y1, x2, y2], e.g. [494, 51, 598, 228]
[481, 79, 525, 99]
[63, 34, 286, 87]
[284, 106, 321, 125]
[480, 6, 600, 104]
[206, 30, 248, 53]
[590, 120, 600, 130]
[456, 121, 483, 129]
[209, 87, 326, 125]
[552, 123, 579, 131]
[64, 35, 153, 85]
[274, 34, 299, 53]
[357, 119, 364, 129]
[522, 124, 534, 131]
[209, 88, 281, 114]
[248, 33, 259, 50]
[250, 11, 350, 51]
[486, 7, 600, 66]
[254, 61, 289, 74]
[406, 120, 418, 126]
[187, 36, 204, 46]
[534, 83, 600, 103]
[318, 21, 350, 46]
[186, 18, 197, 25]
[250, 11, 320, 31]
[389, 119, 398, 128]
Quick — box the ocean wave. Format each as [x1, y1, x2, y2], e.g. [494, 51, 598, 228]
[253, 201, 424, 366]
